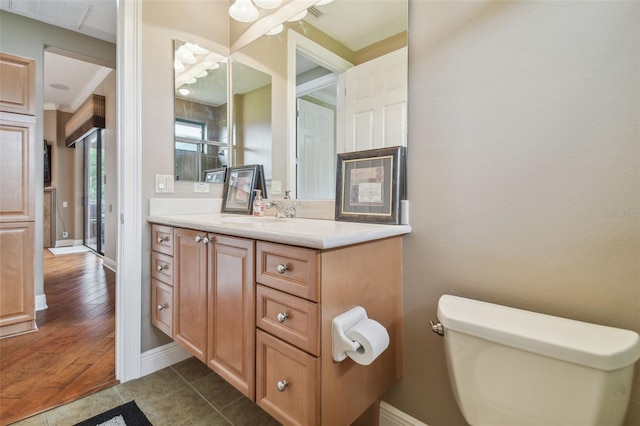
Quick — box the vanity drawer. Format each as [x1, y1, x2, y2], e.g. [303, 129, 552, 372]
[152, 224, 174, 256]
[152, 279, 173, 337]
[256, 285, 320, 356]
[256, 330, 320, 426]
[256, 241, 319, 302]
[151, 251, 173, 285]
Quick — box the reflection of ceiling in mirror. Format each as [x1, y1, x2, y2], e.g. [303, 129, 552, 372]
[174, 40, 228, 106]
[304, 0, 407, 51]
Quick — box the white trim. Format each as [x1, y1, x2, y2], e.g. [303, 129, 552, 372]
[70, 67, 112, 112]
[54, 239, 83, 247]
[35, 294, 48, 311]
[287, 30, 352, 197]
[380, 401, 428, 426]
[140, 342, 192, 377]
[102, 257, 117, 272]
[116, 0, 142, 383]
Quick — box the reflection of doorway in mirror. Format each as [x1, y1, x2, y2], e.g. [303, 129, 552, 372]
[297, 98, 335, 199]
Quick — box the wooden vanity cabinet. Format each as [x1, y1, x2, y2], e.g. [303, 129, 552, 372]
[151, 225, 174, 337]
[170, 227, 256, 399]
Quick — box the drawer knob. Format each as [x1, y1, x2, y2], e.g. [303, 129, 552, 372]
[157, 264, 167, 271]
[276, 380, 288, 392]
[276, 312, 288, 323]
[157, 236, 168, 243]
[276, 263, 289, 274]
[195, 235, 202, 243]
[157, 303, 169, 311]
[195, 235, 210, 244]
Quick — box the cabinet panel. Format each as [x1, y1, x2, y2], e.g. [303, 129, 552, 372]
[256, 241, 320, 302]
[208, 234, 255, 399]
[256, 330, 320, 426]
[0, 53, 35, 115]
[0, 113, 35, 222]
[151, 279, 173, 337]
[0, 222, 35, 337]
[256, 285, 320, 356]
[173, 228, 208, 361]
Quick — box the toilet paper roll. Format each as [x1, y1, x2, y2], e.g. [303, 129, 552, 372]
[344, 318, 390, 365]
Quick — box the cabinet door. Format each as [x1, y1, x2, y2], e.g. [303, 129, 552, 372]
[0, 53, 35, 115]
[0, 222, 35, 337]
[0, 113, 35, 221]
[173, 228, 208, 361]
[207, 234, 256, 399]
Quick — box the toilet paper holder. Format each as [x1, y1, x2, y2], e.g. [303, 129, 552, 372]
[332, 306, 367, 362]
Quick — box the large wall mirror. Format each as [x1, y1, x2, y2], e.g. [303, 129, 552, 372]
[174, 40, 228, 182]
[174, 0, 408, 196]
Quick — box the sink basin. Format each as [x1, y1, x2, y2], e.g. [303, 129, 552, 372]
[221, 216, 288, 224]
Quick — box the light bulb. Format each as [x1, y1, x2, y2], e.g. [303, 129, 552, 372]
[174, 59, 185, 73]
[253, 0, 282, 9]
[184, 42, 209, 55]
[178, 88, 191, 96]
[176, 47, 196, 64]
[229, 0, 259, 22]
[315, 0, 334, 5]
[186, 78, 197, 84]
[196, 71, 208, 78]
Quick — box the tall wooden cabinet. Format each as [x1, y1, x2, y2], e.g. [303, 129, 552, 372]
[0, 52, 36, 339]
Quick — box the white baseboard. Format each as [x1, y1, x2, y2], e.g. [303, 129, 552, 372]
[55, 239, 83, 248]
[35, 294, 48, 311]
[102, 257, 117, 272]
[140, 342, 192, 377]
[380, 401, 428, 426]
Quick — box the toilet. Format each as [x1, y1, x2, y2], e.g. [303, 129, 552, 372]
[434, 295, 640, 426]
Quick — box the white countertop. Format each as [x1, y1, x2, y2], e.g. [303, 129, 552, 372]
[147, 213, 411, 249]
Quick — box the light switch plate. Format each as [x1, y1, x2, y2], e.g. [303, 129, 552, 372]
[155, 174, 174, 193]
[193, 182, 209, 193]
[271, 180, 282, 194]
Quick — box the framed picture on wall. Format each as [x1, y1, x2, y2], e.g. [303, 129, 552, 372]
[203, 167, 227, 183]
[221, 165, 259, 214]
[335, 146, 405, 224]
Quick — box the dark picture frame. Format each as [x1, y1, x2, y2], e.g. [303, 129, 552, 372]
[203, 167, 227, 183]
[221, 165, 259, 214]
[335, 146, 405, 224]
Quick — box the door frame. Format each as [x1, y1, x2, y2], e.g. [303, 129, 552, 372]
[286, 30, 352, 198]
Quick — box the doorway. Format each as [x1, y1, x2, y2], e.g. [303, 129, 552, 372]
[83, 129, 105, 255]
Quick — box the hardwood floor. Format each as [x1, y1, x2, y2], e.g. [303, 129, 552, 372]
[0, 250, 117, 426]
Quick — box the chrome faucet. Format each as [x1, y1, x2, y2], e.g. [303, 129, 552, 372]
[265, 200, 299, 219]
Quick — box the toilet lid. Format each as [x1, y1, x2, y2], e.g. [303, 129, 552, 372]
[437, 295, 640, 371]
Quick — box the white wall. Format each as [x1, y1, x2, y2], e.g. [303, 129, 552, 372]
[385, 1, 640, 425]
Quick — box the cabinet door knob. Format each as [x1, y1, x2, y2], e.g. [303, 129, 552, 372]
[202, 237, 210, 244]
[276, 312, 288, 323]
[156, 264, 166, 271]
[276, 380, 288, 392]
[157, 236, 167, 243]
[276, 263, 288, 274]
[157, 303, 168, 310]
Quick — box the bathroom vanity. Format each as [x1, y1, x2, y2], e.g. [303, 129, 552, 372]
[147, 213, 410, 425]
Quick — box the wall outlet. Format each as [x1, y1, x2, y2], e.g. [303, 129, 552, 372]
[62, 231, 69, 238]
[271, 180, 282, 195]
[62, 201, 68, 208]
[193, 182, 209, 193]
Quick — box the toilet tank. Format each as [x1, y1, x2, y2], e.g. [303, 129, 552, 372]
[437, 295, 640, 426]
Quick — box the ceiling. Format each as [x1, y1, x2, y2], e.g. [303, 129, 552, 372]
[0, 0, 406, 111]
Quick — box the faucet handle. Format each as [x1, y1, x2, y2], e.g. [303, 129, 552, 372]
[284, 190, 291, 199]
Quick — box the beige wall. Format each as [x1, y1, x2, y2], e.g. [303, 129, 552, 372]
[385, 1, 640, 425]
[0, 10, 116, 297]
[140, 0, 230, 351]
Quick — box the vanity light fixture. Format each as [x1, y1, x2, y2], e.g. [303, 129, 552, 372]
[228, 0, 259, 22]
[178, 88, 191, 96]
[315, 0, 334, 5]
[287, 9, 307, 22]
[265, 24, 284, 35]
[253, 0, 282, 9]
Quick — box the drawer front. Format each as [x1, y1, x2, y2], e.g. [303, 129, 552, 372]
[151, 279, 173, 337]
[256, 241, 319, 302]
[151, 251, 173, 285]
[256, 285, 320, 356]
[256, 330, 320, 426]
[151, 224, 173, 256]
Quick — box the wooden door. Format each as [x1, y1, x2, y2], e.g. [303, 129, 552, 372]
[343, 47, 407, 153]
[0, 112, 35, 222]
[0, 221, 35, 337]
[0, 53, 35, 115]
[173, 228, 208, 361]
[207, 234, 256, 399]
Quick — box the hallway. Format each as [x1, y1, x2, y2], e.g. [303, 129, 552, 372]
[0, 250, 116, 425]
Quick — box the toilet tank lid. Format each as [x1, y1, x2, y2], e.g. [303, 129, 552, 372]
[437, 295, 640, 371]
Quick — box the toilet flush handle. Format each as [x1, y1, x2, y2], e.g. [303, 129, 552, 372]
[430, 320, 444, 336]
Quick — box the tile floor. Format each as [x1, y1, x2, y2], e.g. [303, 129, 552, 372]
[11, 357, 281, 426]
